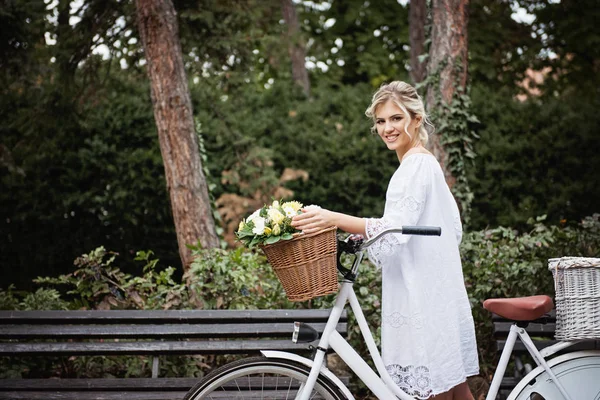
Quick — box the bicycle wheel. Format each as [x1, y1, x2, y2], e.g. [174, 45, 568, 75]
[184, 356, 348, 400]
[508, 351, 600, 400]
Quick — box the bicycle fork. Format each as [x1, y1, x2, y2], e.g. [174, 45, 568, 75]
[295, 281, 412, 400]
[485, 324, 573, 400]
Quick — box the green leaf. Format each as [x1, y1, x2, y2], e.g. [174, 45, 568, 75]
[265, 236, 281, 245]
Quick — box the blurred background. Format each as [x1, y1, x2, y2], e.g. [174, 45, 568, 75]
[1, 0, 598, 289]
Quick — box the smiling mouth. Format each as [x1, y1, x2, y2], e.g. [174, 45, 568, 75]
[384, 133, 400, 142]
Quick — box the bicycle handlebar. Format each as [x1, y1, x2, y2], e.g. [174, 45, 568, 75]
[358, 225, 441, 251]
[336, 225, 442, 277]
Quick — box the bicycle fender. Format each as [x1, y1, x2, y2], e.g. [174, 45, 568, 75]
[261, 350, 356, 400]
[506, 350, 600, 400]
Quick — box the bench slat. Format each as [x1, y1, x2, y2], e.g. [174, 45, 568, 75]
[492, 322, 556, 337]
[0, 376, 351, 391]
[497, 339, 600, 353]
[0, 339, 325, 356]
[0, 376, 352, 391]
[0, 391, 187, 399]
[0, 322, 346, 339]
[0, 378, 199, 391]
[0, 310, 341, 324]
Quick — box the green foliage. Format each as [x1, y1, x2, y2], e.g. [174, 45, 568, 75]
[468, 87, 600, 229]
[194, 78, 396, 221]
[187, 247, 292, 309]
[2, 0, 598, 292]
[299, 0, 411, 86]
[34, 246, 188, 311]
[0, 285, 68, 311]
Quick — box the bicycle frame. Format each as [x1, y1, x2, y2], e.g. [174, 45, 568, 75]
[284, 277, 408, 400]
[263, 226, 584, 400]
[485, 325, 578, 400]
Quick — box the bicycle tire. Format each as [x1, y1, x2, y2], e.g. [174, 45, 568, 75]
[507, 350, 600, 400]
[184, 356, 348, 400]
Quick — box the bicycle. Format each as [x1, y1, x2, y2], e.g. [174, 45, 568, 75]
[184, 226, 600, 400]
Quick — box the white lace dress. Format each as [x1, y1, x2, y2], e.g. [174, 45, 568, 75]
[365, 153, 479, 398]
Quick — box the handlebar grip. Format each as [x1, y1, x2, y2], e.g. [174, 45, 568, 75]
[402, 226, 442, 236]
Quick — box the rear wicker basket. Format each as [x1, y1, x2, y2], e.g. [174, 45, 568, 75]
[261, 226, 338, 302]
[548, 256, 600, 340]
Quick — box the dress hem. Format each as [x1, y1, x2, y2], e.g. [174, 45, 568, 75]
[423, 370, 480, 399]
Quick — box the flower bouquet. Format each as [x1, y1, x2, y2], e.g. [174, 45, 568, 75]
[236, 200, 338, 302]
[235, 200, 304, 248]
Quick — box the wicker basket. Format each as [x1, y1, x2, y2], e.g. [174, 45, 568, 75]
[548, 256, 600, 340]
[260, 226, 338, 302]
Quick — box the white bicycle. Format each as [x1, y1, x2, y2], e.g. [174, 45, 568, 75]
[184, 226, 600, 399]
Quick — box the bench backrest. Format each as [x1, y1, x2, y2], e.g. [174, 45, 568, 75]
[492, 310, 600, 354]
[0, 309, 348, 356]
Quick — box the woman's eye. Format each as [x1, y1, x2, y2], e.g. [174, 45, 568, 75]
[393, 116, 403, 122]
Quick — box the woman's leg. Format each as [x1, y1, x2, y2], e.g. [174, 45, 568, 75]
[429, 391, 453, 400]
[428, 381, 475, 400]
[452, 381, 475, 400]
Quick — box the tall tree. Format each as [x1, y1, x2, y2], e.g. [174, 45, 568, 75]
[134, 0, 219, 273]
[425, 0, 469, 187]
[409, 0, 427, 84]
[281, 0, 310, 96]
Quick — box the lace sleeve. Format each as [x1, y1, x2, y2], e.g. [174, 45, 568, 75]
[365, 157, 431, 266]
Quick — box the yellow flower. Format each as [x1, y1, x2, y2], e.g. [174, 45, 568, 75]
[238, 220, 245, 232]
[267, 207, 285, 225]
[264, 227, 272, 236]
[272, 224, 281, 236]
[282, 201, 302, 212]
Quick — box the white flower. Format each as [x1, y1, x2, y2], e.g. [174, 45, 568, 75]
[304, 204, 321, 210]
[247, 209, 261, 222]
[252, 216, 266, 235]
[282, 205, 297, 218]
[271, 200, 280, 208]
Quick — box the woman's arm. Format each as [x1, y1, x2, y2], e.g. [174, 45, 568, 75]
[291, 208, 366, 236]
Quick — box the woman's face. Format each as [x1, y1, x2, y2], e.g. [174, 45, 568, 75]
[375, 100, 421, 158]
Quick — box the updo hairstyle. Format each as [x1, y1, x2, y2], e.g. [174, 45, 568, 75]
[364, 81, 433, 145]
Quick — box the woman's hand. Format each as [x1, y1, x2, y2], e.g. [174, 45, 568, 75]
[291, 206, 335, 235]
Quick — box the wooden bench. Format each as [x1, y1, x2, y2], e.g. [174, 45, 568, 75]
[0, 309, 348, 400]
[491, 310, 600, 400]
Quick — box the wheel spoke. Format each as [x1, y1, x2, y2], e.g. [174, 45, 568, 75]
[184, 356, 346, 400]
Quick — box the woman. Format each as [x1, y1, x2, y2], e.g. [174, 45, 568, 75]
[291, 81, 479, 399]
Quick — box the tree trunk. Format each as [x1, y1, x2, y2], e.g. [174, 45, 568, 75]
[134, 0, 220, 275]
[281, 0, 310, 97]
[425, 0, 469, 188]
[409, 0, 427, 84]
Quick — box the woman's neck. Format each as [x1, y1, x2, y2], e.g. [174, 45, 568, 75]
[398, 143, 430, 162]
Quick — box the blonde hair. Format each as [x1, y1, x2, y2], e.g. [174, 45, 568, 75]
[365, 81, 433, 145]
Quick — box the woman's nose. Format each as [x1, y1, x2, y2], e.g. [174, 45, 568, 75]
[384, 121, 395, 132]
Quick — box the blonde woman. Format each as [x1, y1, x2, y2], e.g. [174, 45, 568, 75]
[292, 81, 479, 399]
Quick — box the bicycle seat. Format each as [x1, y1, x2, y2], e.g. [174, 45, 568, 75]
[483, 295, 554, 321]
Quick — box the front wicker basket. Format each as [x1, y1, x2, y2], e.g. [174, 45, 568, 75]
[260, 226, 338, 302]
[548, 256, 600, 340]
